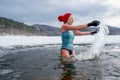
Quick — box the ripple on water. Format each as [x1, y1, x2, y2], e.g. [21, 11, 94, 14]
[0, 69, 14, 75]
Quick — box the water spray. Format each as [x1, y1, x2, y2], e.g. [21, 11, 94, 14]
[74, 25, 109, 61]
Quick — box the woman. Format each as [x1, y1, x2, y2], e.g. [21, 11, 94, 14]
[58, 13, 100, 59]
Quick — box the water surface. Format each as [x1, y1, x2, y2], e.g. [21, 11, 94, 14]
[0, 44, 120, 80]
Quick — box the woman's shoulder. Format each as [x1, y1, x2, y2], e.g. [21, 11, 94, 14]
[61, 24, 68, 32]
[62, 24, 71, 29]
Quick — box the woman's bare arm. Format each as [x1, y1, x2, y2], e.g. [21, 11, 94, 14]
[74, 30, 91, 35]
[63, 24, 88, 30]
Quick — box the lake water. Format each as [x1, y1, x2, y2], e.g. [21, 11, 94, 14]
[0, 43, 120, 80]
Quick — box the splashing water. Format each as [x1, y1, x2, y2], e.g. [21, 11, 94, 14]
[74, 25, 109, 61]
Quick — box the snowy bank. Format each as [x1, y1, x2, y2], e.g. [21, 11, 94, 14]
[0, 35, 120, 48]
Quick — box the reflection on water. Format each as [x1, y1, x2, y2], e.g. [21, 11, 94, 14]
[59, 58, 86, 80]
[58, 54, 102, 80]
[60, 60, 76, 80]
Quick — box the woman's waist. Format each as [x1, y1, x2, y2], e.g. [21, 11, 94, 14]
[62, 39, 74, 43]
[62, 44, 73, 49]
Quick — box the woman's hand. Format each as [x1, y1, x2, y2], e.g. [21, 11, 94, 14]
[88, 20, 100, 27]
[91, 28, 99, 35]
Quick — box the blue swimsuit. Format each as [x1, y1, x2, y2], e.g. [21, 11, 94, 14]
[61, 30, 75, 55]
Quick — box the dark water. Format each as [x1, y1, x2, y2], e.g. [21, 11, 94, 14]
[0, 44, 120, 80]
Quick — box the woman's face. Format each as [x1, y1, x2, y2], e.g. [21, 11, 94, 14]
[67, 15, 74, 25]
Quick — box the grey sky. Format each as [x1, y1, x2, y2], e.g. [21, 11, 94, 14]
[0, 0, 120, 27]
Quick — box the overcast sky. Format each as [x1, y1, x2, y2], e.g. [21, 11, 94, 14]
[0, 0, 120, 27]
